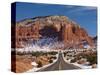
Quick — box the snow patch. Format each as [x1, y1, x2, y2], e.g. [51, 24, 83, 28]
[26, 53, 59, 72]
[71, 62, 92, 69]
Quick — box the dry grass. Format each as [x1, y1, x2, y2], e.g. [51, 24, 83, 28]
[15, 61, 33, 73]
[36, 56, 50, 66]
[12, 55, 33, 73]
[12, 54, 52, 73]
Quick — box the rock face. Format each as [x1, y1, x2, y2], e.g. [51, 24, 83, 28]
[61, 23, 94, 49]
[12, 15, 95, 49]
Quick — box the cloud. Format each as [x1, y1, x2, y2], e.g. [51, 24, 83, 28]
[66, 6, 97, 14]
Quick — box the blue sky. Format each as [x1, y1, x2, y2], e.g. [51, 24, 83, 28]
[15, 2, 97, 37]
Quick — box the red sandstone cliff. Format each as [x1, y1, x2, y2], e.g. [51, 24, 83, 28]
[12, 15, 95, 49]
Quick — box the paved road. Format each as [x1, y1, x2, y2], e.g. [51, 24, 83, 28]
[36, 52, 81, 72]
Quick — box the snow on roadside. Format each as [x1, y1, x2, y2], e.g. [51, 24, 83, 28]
[26, 53, 59, 72]
[26, 67, 41, 72]
[71, 62, 92, 69]
[62, 54, 92, 69]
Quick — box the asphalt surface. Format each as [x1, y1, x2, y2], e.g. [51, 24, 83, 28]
[36, 52, 81, 72]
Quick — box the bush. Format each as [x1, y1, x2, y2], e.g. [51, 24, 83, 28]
[63, 52, 66, 57]
[48, 52, 57, 55]
[50, 56, 57, 59]
[37, 61, 43, 67]
[75, 52, 97, 65]
[32, 51, 44, 57]
[16, 51, 25, 55]
[49, 59, 53, 63]
[70, 58, 76, 63]
[87, 55, 97, 65]
[31, 51, 57, 57]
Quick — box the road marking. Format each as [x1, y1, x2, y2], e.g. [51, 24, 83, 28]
[59, 61, 61, 70]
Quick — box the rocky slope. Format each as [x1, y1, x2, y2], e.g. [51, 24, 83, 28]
[12, 15, 95, 49]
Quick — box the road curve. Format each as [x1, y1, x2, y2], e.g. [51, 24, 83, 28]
[36, 52, 81, 72]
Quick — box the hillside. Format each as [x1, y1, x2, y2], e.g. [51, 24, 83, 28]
[12, 15, 95, 49]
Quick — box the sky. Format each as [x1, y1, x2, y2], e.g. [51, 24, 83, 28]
[15, 2, 97, 37]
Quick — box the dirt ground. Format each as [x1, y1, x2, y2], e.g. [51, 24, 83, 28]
[11, 55, 52, 73]
[12, 55, 33, 73]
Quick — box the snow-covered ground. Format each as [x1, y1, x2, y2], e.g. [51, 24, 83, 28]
[62, 53, 92, 69]
[14, 45, 58, 53]
[71, 62, 92, 69]
[26, 53, 59, 72]
[12, 37, 65, 53]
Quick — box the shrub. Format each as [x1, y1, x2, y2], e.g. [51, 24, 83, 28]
[32, 51, 44, 57]
[70, 58, 76, 63]
[48, 52, 57, 55]
[87, 55, 97, 65]
[37, 61, 43, 67]
[16, 51, 24, 55]
[75, 51, 97, 65]
[50, 56, 57, 59]
[63, 52, 66, 57]
[49, 59, 53, 63]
